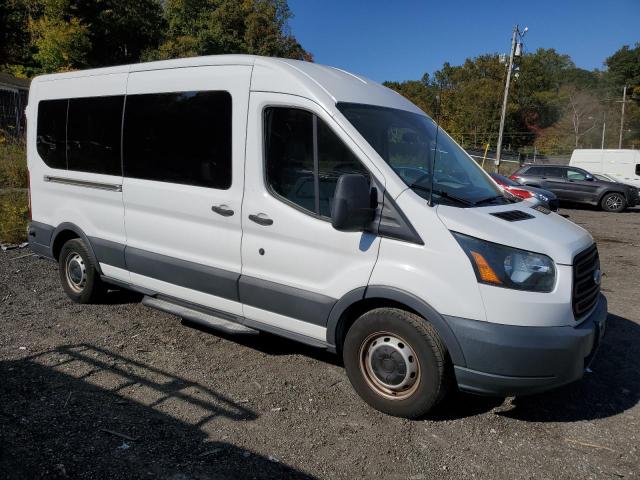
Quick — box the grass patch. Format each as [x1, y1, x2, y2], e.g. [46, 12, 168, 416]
[0, 140, 28, 189]
[0, 191, 29, 244]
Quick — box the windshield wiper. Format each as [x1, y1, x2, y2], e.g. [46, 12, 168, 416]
[474, 195, 507, 206]
[408, 184, 476, 207]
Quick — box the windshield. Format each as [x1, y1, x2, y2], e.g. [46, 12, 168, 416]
[337, 103, 504, 206]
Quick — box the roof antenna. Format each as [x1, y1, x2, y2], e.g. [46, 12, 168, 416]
[428, 90, 442, 207]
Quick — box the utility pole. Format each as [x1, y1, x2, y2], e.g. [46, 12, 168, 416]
[618, 85, 627, 149]
[496, 25, 527, 172]
[601, 111, 606, 149]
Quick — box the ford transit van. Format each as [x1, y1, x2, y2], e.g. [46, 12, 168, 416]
[27, 55, 607, 418]
[570, 149, 640, 189]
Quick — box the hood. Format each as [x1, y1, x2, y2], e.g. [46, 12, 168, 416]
[436, 203, 593, 265]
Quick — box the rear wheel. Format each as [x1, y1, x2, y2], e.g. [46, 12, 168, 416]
[343, 308, 451, 418]
[600, 192, 626, 212]
[59, 238, 106, 303]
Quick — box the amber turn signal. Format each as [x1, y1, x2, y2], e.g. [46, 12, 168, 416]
[470, 251, 502, 285]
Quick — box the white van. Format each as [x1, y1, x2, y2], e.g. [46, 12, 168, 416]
[27, 55, 607, 418]
[570, 149, 640, 188]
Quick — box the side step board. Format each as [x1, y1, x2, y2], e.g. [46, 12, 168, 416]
[142, 296, 258, 335]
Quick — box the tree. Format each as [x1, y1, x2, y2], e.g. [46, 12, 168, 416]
[30, 6, 92, 73]
[605, 43, 640, 88]
[73, 0, 165, 66]
[145, 0, 311, 61]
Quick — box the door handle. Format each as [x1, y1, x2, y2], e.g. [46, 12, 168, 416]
[211, 205, 234, 217]
[248, 213, 273, 226]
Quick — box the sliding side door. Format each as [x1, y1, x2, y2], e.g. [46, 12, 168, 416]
[121, 66, 251, 315]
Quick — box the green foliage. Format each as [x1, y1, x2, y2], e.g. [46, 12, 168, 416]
[605, 43, 640, 88]
[144, 0, 311, 61]
[0, 190, 28, 244]
[0, 139, 28, 189]
[30, 15, 91, 72]
[1, 0, 307, 74]
[386, 44, 640, 155]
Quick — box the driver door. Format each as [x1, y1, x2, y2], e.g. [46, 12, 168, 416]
[565, 167, 599, 202]
[239, 93, 383, 341]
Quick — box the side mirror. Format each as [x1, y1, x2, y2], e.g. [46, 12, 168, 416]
[585, 174, 594, 181]
[331, 174, 375, 232]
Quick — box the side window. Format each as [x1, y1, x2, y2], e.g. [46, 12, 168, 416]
[67, 96, 124, 175]
[635, 164, 639, 176]
[566, 168, 587, 181]
[524, 166, 544, 176]
[123, 91, 232, 189]
[264, 108, 315, 212]
[317, 117, 368, 217]
[265, 107, 368, 218]
[545, 167, 564, 177]
[36, 99, 68, 169]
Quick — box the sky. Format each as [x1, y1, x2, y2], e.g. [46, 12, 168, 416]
[288, 0, 639, 83]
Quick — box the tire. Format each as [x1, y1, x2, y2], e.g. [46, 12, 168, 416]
[58, 238, 106, 303]
[600, 192, 627, 213]
[343, 308, 451, 419]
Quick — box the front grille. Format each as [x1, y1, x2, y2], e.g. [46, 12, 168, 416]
[572, 244, 600, 318]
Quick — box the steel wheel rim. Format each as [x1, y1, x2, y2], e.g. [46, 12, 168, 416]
[606, 194, 623, 210]
[65, 252, 87, 293]
[358, 332, 420, 400]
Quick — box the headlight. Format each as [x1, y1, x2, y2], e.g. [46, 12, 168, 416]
[452, 232, 556, 292]
[533, 192, 549, 202]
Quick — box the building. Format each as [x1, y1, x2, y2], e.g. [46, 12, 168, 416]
[0, 72, 30, 140]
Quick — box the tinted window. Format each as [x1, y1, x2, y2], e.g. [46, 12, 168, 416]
[124, 91, 232, 189]
[635, 164, 639, 176]
[566, 168, 587, 181]
[545, 167, 565, 177]
[317, 117, 368, 217]
[67, 96, 124, 175]
[37, 99, 68, 169]
[265, 107, 368, 217]
[264, 108, 314, 211]
[524, 166, 545, 176]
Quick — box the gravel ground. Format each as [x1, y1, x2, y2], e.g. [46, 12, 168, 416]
[1, 206, 639, 479]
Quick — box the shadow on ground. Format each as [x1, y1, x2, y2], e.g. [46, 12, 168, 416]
[186, 310, 640, 424]
[0, 344, 316, 479]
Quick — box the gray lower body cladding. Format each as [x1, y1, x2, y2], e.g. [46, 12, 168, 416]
[447, 294, 608, 396]
[29, 221, 608, 398]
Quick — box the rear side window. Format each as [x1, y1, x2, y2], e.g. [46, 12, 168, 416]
[523, 166, 544, 176]
[123, 91, 232, 189]
[67, 96, 124, 175]
[545, 167, 565, 177]
[36, 99, 68, 169]
[265, 107, 368, 218]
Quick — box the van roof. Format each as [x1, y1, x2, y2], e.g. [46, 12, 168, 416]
[31, 54, 424, 116]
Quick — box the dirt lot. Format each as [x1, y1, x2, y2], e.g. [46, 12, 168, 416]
[1, 206, 639, 479]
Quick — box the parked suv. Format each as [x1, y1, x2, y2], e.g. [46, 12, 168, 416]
[511, 165, 638, 212]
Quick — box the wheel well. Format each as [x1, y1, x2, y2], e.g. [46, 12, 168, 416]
[51, 230, 80, 261]
[334, 298, 421, 355]
[599, 190, 625, 203]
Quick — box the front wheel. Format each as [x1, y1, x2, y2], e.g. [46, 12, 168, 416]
[343, 308, 451, 418]
[600, 192, 627, 213]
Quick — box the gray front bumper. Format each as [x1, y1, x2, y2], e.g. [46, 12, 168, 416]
[447, 294, 607, 396]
